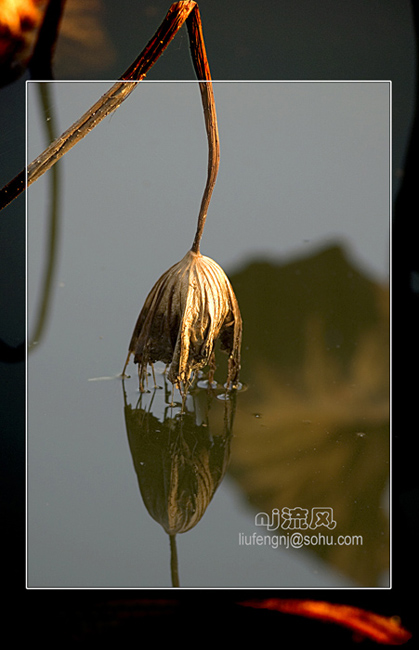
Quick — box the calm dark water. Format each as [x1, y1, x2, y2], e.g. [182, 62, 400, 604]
[27, 81, 389, 588]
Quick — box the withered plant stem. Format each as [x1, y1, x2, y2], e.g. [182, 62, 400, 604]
[0, 0, 217, 228]
[186, 10, 220, 253]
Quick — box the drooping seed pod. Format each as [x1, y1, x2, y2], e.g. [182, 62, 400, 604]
[122, 7, 242, 396]
[124, 249, 242, 394]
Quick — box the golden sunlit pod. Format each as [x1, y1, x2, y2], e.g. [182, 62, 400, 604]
[123, 249, 242, 395]
[0, 0, 114, 86]
[0, 0, 47, 84]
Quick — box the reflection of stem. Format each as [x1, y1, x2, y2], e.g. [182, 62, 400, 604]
[29, 84, 61, 349]
[28, 0, 66, 79]
[170, 534, 180, 587]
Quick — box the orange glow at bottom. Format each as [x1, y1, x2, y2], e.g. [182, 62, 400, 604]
[239, 599, 412, 645]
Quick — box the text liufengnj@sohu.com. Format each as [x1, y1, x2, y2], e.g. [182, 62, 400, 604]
[238, 531, 363, 549]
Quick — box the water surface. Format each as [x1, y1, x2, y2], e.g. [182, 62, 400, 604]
[27, 81, 390, 588]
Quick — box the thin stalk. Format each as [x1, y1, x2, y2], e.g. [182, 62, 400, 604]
[0, 1, 197, 211]
[187, 9, 220, 253]
[2, 2, 219, 280]
[2, 1, 219, 256]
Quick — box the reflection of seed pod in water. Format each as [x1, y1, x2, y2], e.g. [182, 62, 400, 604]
[125, 249, 242, 394]
[123, 382, 236, 536]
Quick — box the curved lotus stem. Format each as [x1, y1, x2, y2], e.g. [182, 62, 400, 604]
[186, 8, 220, 254]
